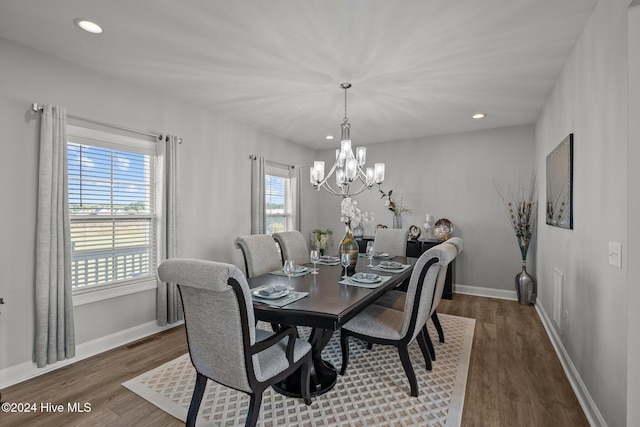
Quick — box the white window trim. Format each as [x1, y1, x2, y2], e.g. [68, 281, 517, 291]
[72, 278, 157, 306]
[67, 125, 158, 302]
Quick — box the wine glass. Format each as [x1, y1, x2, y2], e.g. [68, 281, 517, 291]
[283, 259, 296, 289]
[366, 241, 375, 267]
[310, 250, 320, 274]
[340, 253, 350, 279]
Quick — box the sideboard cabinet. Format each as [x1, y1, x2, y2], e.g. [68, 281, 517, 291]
[356, 237, 454, 299]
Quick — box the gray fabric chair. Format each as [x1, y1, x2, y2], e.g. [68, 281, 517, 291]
[372, 228, 409, 257]
[375, 237, 463, 359]
[157, 258, 312, 427]
[340, 243, 457, 397]
[273, 231, 310, 265]
[235, 234, 283, 278]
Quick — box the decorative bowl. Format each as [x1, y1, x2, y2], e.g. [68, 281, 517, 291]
[433, 218, 453, 240]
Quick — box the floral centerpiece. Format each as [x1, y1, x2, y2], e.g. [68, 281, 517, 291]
[310, 229, 333, 253]
[340, 197, 373, 229]
[338, 197, 372, 269]
[495, 173, 537, 305]
[379, 188, 412, 228]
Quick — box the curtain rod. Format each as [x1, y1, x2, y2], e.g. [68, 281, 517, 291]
[31, 103, 182, 144]
[249, 155, 295, 169]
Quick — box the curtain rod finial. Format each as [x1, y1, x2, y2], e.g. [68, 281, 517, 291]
[31, 102, 40, 112]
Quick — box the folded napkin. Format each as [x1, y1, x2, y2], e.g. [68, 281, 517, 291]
[252, 290, 309, 307]
[338, 274, 392, 288]
[370, 264, 412, 273]
[269, 267, 317, 277]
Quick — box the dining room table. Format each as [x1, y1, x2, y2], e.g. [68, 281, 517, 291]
[247, 254, 417, 397]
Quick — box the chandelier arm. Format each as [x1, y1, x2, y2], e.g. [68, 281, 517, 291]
[318, 180, 345, 197]
[346, 181, 373, 197]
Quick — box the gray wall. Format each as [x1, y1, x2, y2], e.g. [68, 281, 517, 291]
[534, 0, 630, 425]
[314, 125, 536, 293]
[0, 37, 317, 370]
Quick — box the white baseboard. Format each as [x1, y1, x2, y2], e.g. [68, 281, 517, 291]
[454, 284, 517, 300]
[535, 303, 607, 427]
[0, 319, 183, 390]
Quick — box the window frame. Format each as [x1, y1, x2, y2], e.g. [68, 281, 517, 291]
[264, 162, 295, 235]
[66, 125, 158, 305]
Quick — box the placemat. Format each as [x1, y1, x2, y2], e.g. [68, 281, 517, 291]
[251, 290, 309, 307]
[371, 264, 412, 273]
[338, 274, 392, 288]
[269, 267, 317, 277]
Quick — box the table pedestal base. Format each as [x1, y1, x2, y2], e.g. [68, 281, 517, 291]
[272, 327, 337, 397]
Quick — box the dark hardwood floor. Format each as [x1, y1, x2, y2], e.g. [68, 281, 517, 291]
[1, 294, 588, 426]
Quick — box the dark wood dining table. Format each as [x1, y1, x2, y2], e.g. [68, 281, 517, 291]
[248, 255, 417, 397]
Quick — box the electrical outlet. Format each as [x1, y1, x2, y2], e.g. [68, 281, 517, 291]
[564, 309, 569, 330]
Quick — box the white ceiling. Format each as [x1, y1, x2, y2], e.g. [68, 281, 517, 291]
[0, 0, 597, 149]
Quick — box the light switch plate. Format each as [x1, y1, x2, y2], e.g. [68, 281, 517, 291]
[608, 242, 622, 268]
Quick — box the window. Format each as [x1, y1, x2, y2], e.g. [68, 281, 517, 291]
[265, 163, 295, 234]
[67, 125, 156, 292]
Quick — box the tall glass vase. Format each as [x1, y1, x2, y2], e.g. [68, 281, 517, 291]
[338, 224, 359, 270]
[393, 213, 403, 229]
[515, 260, 535, 305]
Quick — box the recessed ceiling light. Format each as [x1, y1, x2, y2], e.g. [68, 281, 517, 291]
[74, 19, 103, 34]
[472, 113, 486, 119]
[325, 135, 334, 140]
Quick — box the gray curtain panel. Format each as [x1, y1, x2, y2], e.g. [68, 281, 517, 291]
[251, 155, 266, 234]
[34, 104, 75, 368]
[290, 165, 302, 231]
[156, 134, 183, 325]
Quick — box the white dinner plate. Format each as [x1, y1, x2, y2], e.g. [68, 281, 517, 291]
[350, 273, 382, 284]
[253, 286, 290, 300]
[380, 261, 403, 269]
[282, 266, 308, 273]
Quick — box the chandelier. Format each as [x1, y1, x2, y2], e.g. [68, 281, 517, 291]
[310, 83, 385, 198]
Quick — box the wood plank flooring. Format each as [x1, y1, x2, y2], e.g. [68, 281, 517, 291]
[0, 294, 588, 426]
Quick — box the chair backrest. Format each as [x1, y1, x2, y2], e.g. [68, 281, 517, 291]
[400, 242, 457, 342]
[157, 258, 258, 393]
[235, 234, 283, 278]
[372, 228, 409, 257]
[273, 231, 310, 265]
[429, 237, 463, 316]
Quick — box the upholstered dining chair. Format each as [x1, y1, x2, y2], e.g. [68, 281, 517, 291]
[339, 243, 457, 397]
[374, 237, 463, 361]
[273, 231, 310, 265]
[235, 234, 283, 278]
[157, 258, 312, 427]
[372, 228, 409, 257]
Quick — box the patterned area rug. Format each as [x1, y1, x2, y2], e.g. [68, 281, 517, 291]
[123, 314, 475, 426]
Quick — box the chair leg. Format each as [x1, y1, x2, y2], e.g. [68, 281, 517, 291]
[340, 331, 350, 375]
[186, 373, 207, 427]
[422, 324, 436, 361]
[245, 393, 263, 427]
[416, 330, 433, 370]
[397, 346, 419, 397]
[431, 311, 445, 343]
[301, 357, 312, 405]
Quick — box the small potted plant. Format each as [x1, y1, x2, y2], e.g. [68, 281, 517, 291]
[310, 229, 333, 255]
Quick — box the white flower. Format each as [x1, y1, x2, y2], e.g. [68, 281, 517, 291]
[340, 198, 374, 229]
